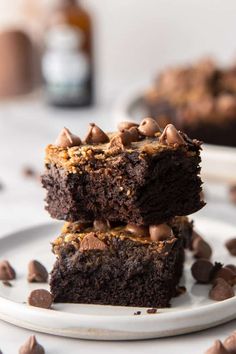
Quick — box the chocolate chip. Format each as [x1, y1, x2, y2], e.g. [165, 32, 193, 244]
[159, 124, 186, 146]
[118, 121, 139, 131]
[93, 219, 110, 232]
[214, 267, 236, 286]
[225, 264, 236, 275]
[149, 224, 173, 242]
[138, 117, 160, 137]
[126, 224, 149, 237]
[134, 311, 141, 315]
[79, 233, 107, 252]
[205, 340, 228, 354]
[175, 286, 187, 297]
[209, 278, 234, 301]
[192, 236, 212, 259]
[22, 166, 37, 178]
[55, 127, 81, 148]
[191, 259, 214, 284]
[0, 260, 16, 281]
[225, 238, 236, 256]
[19, 335, 45, 354]
[2, 280, 12, 287]
[127, 126, 140, 142]
[223, 331, 236, 352]
[85, 123, 109, 144]
[146, 308, 157, 314]
[229, 185, 236, 204]
[28, 289, 53, 309]
[28, 260, 48, 283]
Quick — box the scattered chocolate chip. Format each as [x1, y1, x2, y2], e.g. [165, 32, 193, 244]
[205, 340, 228, 354]
[225, 264, 236, 275]
[209, 278, 234, 301]
[225, 238, 236, 256]
[28, 289, 53, 309]
[0, 260, 16, 281]
[55, 127, 81, 148]
[213, 267, 236, 286]
[28, 260, 48, 283]
[2, 280, 12, 287]
[159, 124, 186, 146]
[192, 236, 212, 259]
[191, 259, 214, 283]
[118, 121, 139, 131]
[19, 335, 45, 354]
[134, 311, 141, 316]
[149, 224, 173, 242]
[175, 286, 187, 297]
[22, 166, 37, 178]
[126, 224, 149, 237]
[85, 123, 109, 144]
[146, 308, 157, 314]
[229, 185, 236, 204]
[79, 233, 107, 252]
[138, 117, 160, 137]
[93, 219, 110, 232]
[223, 331, 236, 352]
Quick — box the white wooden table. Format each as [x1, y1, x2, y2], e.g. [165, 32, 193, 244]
[0, 98, 236, 353]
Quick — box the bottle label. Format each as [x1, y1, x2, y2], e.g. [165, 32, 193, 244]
[42, 25, 90, 104]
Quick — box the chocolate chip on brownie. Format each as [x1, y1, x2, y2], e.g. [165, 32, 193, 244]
[55, 127, 81, 148]
[138, 117, 160, 137]
[118, 121, 139, 132]
[84, 123, 109, 144]
[149, 224, 173, 242]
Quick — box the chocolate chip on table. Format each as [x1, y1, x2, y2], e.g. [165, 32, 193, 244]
[146, 308, 158, 314]
[192, 236, 212, 260]
[28, 260, 48, 283]
[225, 238, 236, 256]
[79, 233, 107, 252]
[28, 289, 53, 309]
[93, 219, 110, 232]
[175, 286, 187, 297]
[19, 335, 45, 354]
[149, 224, 174, 242]
[229, 185, 236, 204]
[0, 260, 16, 281]
[55, 127, 82, 148]
[204, 340, 228, 354]
[138, 117, 160, 137]
[84, 123, 109, 144]
[118, 121, 139, 132]
[2, 280, 12, 287]
[209, 278, 234, 301]
[223, 331, 236, 352]
[191, 259, 214, 284]
[126, 224, 150, 237]
[22, 166, 37, 178]
[213, 267, 236, 286]
[133, 311, 141, 316]
[159, 124, 186, 146]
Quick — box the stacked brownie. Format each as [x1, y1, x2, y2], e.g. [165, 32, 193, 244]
[42, 119, 204, 307]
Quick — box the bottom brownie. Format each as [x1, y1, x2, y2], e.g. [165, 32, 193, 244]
[50, 218, 189, 307]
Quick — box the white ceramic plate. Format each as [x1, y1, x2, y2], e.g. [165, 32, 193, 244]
[112, 83, 236, 185]
[0, 217, 236, 341]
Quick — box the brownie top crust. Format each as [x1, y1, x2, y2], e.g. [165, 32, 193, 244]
[45, 121, 201, 174]
[52, 216, 190, 255]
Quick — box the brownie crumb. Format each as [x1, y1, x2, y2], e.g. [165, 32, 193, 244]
[134, 311, 141, 316]
[147, 308, 157, 314]
[2, 280, 12, 287]
[175, 286, 187, 297]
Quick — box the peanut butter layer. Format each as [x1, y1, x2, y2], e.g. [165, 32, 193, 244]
[45, 133, 199, 174]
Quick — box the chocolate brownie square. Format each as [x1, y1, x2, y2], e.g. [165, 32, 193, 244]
[42, 121, 204, 225]
[50, 217, 191, 307]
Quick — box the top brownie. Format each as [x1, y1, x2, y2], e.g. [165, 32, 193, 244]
[42, 119, 204, 225]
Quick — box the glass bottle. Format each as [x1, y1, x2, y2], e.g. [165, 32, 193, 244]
[42, 0, 93, 108]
